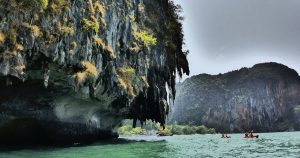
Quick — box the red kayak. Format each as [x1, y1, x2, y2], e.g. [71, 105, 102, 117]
[244, 135, 259, 138]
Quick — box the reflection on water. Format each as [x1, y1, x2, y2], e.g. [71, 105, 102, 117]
[0, 132, 299, 158]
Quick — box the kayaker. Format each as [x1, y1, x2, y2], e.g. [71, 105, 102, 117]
[225, 133, 231, 138]
[221, 133, 231, 138]
[250, 130, 254, 137]
[244, 130, 259, 138]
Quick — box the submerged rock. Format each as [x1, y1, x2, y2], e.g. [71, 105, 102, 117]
[171, 62, 300, 133]
[0, 0, 189, 144]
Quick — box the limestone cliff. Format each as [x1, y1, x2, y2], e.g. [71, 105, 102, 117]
[0, 0, 189, 145]
[171, 63, 300, 133]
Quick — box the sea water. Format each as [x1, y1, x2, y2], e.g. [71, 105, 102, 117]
[0, 132, 299, 158]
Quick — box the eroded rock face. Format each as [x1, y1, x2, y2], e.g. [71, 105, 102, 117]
[0, 0, 189, 144]
[171, 63, 300, 133]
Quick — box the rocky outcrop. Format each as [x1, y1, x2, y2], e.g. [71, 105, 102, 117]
[0, 0, 189, 145]
[170, 63, 300, 133]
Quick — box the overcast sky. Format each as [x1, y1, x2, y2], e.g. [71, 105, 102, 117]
[174, 0, 300, 79]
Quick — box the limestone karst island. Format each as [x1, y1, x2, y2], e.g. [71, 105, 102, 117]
[0, 0, 299, 158]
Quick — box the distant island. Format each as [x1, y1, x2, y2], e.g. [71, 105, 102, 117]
[170, 62, 300, 133]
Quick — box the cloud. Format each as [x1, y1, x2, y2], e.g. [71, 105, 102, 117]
[175, 0, 300, 78]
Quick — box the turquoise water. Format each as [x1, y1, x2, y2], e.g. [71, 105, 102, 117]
[0, 132, 299, 158]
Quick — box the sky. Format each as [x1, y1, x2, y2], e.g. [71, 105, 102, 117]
[174, 0, 300, 79]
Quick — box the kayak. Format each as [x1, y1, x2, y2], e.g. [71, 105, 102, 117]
[244, 135, 259, 138]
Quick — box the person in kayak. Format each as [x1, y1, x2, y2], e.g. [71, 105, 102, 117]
[244, 130, 259, 138]
[249, 130, 254, 137]
[221, 133, 231, 138]
[244, 132, 249, 137]
[226, 133, 231, 138]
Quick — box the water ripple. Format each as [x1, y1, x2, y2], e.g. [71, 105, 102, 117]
[0, 132, 299, 158]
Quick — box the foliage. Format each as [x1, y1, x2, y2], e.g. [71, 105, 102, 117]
[41, 0, 48, 10]
[125, 0, 133, 9]
[94, 2, 105, 18]
[118, 125, 144, 136]
[73, 61, 97, 85]
[157, 127, 172, 136]
[182, 126, 197, 135]
[49, 0, 70, 15]
[294, 105, 300, 113]
[106, 46, 116, 59]
[138, 31, 157, 48]
[138, 2, 145, 13]
[158, 124, 216, 136]
[11, 0, 48, 10]
[129, 14, 135, 22]
[15, 43, 24, 51]
[31, 25, 41, 38]
[118, 121, 215, 136]
[118, 67, 135, 79]
[81, 61, 97, 77]
[70, 41, 77, 49]
[92, 36, 105, 49]
[58, 25, 74, 37]
[117, 67, 136, 97]
[74, 72, 87, 85]
[82, 16, 99, 33]
[22, 23, 41, 38]
[87, 0, 95, 14]
[169, 125, 184, 135]
[0, 32, 5, 44]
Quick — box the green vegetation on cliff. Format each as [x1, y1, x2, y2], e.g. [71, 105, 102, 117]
[137, 31, 157, 48]
[0, 0, 189, 132]
[294, 105, 300, 113]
